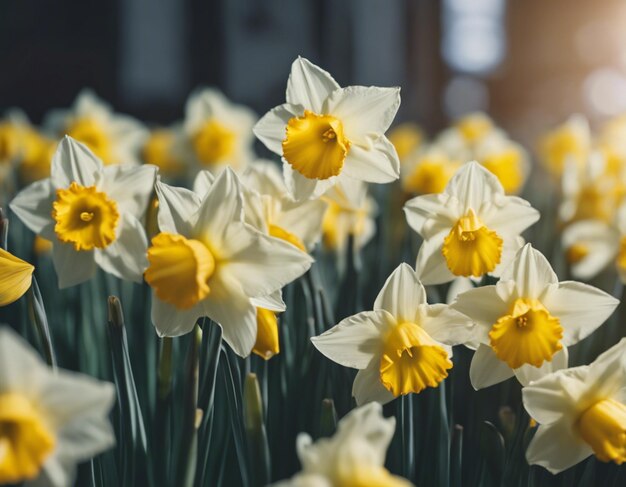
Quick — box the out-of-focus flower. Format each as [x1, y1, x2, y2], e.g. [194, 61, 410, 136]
[538, 115, 590, 178]
[454, 112, 496, 145]
[523, 338, 626, 473]
[474, 137, 529, 195]
[44, 90, 147, 166]
[0, 327, 115, 486]
[254, 57, 401, 201]
[33, 236, 53, 256]
[312, 264, 473, 405]
[10, 137, 156, 288]
[388, 122, 424, 162]
[0, 249, 34, 306]
[181, 88, 256, 175]
[144, 168, 312, 357]
[404, 161, 539, 285]
[272, 402, 413, 487]
[562, 200, 626, 282]
[451, 244, 618, 388]
[401, 147, 460, 196]
[17, 130, 57, 185]
[142, 128, 186, 179]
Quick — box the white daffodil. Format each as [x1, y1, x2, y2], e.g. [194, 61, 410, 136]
[144, 167, 313, 357]
[44, 90, 147, 166]
[404, 161, 540, 285]
[312, 264, 473, 405]
[400, 145, 460, 196]
[272, 402, 412, 487]
[254, 57, 401, 201]
[451, 243, 619, 389]
[523, 338, 626, 473]
[320, 178, 376, 254]
[562, 200, 626, 283]
[181, 88, 256, 175]
[0, 327, 115, 487]
[538, 114, 591, 178]
[10, 137, 156, 288]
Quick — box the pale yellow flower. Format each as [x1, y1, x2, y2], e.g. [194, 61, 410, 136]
[0, 248, 34, 306]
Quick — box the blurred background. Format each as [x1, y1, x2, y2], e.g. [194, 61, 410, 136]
[2, 0, 626, 146]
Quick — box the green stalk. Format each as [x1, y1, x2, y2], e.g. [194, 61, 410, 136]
[243, 373, 271, 487]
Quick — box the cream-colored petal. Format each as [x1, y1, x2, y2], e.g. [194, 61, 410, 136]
[469, 343, 514, 390]
[286, 57, 340, 113]
[374, 263, 426, 323]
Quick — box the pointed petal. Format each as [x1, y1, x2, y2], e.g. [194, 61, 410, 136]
[52, 243, 96, 289]
[9, 179, 55, 234]
[445, 161, 503, 211]
[51, 136, 102, 188]
[286, 57, 340, 112]
[250, 290, 286, 312]
[100, 164, 156, 216]
[253, 104, 295, 155]
[341, 136, 400, 184]
[279, 199, 328, 249]
[469, 343, 514, 390]
[155, 181, 201, 235]
[0, 249, 34, 306]
[415, 235, 456, 285]
[353, 362, 395, 406]
[192, 170, 215, 198]
[374, 263, 426, 323]
[499, 244, 557, 299]
[525, 422, 591, 474]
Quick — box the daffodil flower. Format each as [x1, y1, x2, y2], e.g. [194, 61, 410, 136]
[523, 338, 626, 473]
[451, 243, 619, 388]
[144, 167, 313, 356]
[0, 248, 34, 306]
[312, 264, 473, 405]
[401, 146, 460, 196]
[44, 90, 147, 166]
[10, 137, 156, 288]
[272, 402, 413, 487]
[0, 327, 115, 486]
[254, 57, 401, 201]
[142, 127, 187, 179]
[182, 88, 256, 174]
[404, 161, 540, 285]
[538, 114, 590, 178]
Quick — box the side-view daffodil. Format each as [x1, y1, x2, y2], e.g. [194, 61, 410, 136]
[272, 402, 413, 487]
[312, 264, 473, 405]
[144, 167, 313, 357]
[404, 161, 540, 285]
[451, 243, 619, 388]
[254, 57, 401, 200]
[0, 248, 34, 306]
[0, 327, 115, 486]
[10, 137, 156, 287]
[523, 338, 626, 473]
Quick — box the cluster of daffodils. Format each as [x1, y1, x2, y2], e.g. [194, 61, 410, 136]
[393, 112, 530, 196]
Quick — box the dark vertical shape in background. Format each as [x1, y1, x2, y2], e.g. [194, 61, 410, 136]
[190, 0, 223, 91]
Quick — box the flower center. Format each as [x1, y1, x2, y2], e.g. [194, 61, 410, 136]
[65, 118, 112, 163]
[566, 243, 589, 264]
[380, 321, 452, 396]
[456, 115, 492, 142]
[282, 110, 351, 180]
[480, 149, 524, 194]
[191, 119, 236, 165]
[442, 208, 503, 277]
[404, 158, 455, 195]
[52, 182, 120, 251]
[145, 232, 216, 310]
[489, 298, 563, 369]
[143, 130, 184, 176]
[0, 393, 56, 484]
[578, 398, 626, 464]
[268, 224, 306, 252]
[253, 307, 280, 360]
[540, 128, 586, 176]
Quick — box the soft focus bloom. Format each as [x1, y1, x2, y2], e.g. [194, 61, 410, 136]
[0, 248, 34, 306]
[10, 137, 156, 288]
[254, 57, 401, 200]
[451, 244, 619, 388]
[144, 167, 312, 356]
[538, 114, 590, 178]
[273, 402, 412, 487]
[388, 122, 424, 162]
[523, 338, 626, 473]
[404, 161, 539, 285]
[142, 127, 186, 179]
[0, 327, 115, 486]
[401, 146, 460, 196]
[321, 178, 376, 254]
[181, 88, 256, 175]
[312, 264, 473, 405]
[44, 90, 147, 166]
[562, 200, 626, 282]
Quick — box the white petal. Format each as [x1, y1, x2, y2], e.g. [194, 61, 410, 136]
[490, 235, 524, 278]
[286, 57, 340, 113]
[0, 327, 45, 391]
[250, 290, 286, 312]
[403, 193, 459, 239]
[52, 243, 96, 289]
[192, 170, 215, 198]
[94, 214, 148, 282]
[151, 294, 204, 337]
[562, 220, 620, 280]
[54, 414, 115, 464]
[311, 310, 389, 369]
[341, 136, 400, 184]
[100, 164, 156, 216]
[352, 361, 395, 406]
[253, 104, 295, 155]
[499, 244, 557, 299]
[482, 196, 540, 237]
[415, 234, 456, 285]
[31, 455, 75, 487]
[324, 86, 401, 142]
[421, 303, 475, 346]
[445, 161, 503, 211]
[451, 282, 511, 327]
[279, 199, 328, 249]
[155, 181, 201, 235]
[283, 161, 336, 202]
[51, 136, 102, 188]
[526, 421, 591, 474]
[469, 343, 514, 390]
[587, 338, 626, 398]
[513, 347, 568, 386]
[9, 179, 55, 233]
[543, 281, 619, 346]
[446, 277, 474, 304]
[374, 263, 426, 323]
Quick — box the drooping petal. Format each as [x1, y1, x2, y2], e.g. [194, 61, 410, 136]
[374, 263, 426, 323]
[525, 421, 592, 474]
[52, 242, 96, 289]
[253, 104, 296, 155]
[513, 347, 568, 386]
[0, 249, 34, 306]
[352, 362, 396, 406]
[155, 181, 201, 235]
[282, 161, 336, 202]
[341, 137, 400, 184]
[100, 164, 156, 216]
[469, 343, 514, 390]
[250, 290, 286, 312]
[286, 57, 340, 113]
[9, 179, 55, 234]
[311, 310, 389, 369]
[51, 136, 102, 189]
